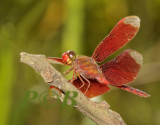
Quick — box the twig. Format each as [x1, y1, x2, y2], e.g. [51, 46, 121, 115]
[20, 52, 126, 125]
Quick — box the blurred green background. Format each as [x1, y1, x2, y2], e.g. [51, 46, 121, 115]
[0, 0, 160, 125]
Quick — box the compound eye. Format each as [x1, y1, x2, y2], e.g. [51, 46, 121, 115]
[62, 50, 76, 65]
[68, 50, 76, 61]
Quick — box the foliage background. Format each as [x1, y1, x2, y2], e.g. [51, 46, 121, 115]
[0, 0, 160, 125]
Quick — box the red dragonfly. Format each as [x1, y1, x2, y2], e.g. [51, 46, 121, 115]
[48, 16, 150, 98]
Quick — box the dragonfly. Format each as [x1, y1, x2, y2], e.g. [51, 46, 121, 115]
[47, 16, 150, 98]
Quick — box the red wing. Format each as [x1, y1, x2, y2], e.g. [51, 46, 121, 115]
[47, 57, 64, 65]
[92, 16, 140, 63]
[71, 78, 110, 98]
[100, 49, 143, 86]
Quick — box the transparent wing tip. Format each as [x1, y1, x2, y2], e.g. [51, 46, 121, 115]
[127, 49, 143, 65]
[123, 16, 140, 28]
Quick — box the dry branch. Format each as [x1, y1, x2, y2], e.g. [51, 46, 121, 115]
[20, 52, 126, 125]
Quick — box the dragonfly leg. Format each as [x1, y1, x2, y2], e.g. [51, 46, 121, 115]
[80, 75, 90, 94]
[69, 69, 77, 83]
[63, 67, 74, 75]
[77, 74, 90, 94]
[77, 74, 85, 90]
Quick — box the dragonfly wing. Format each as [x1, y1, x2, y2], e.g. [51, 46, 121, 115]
[92, 16, 140, 63]
[71, 78, 110, 98]
[47, 57, 64, 65]
[100, 49, 143, 86]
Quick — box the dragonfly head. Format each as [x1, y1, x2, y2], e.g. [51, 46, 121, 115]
[62, 50, 76, 65]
